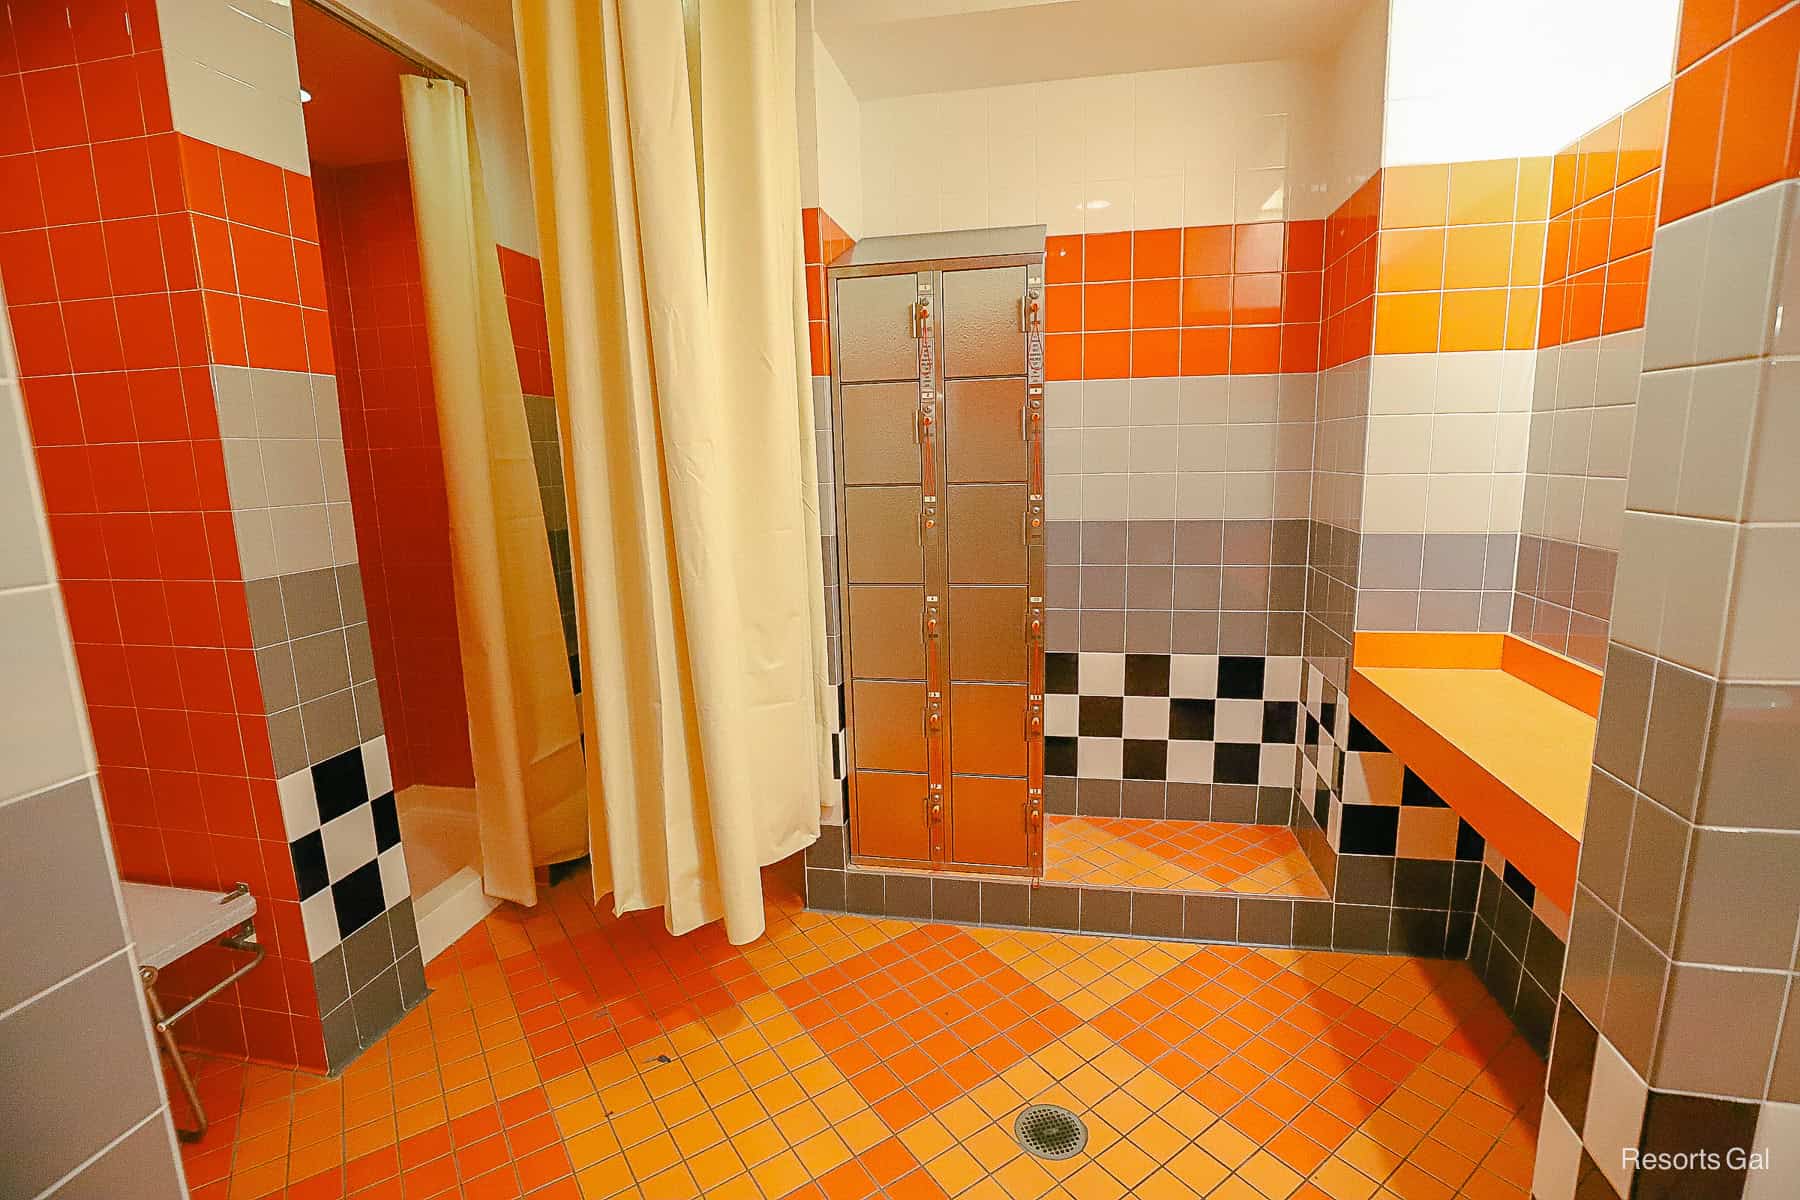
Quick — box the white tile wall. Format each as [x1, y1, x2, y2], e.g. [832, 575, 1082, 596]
[157, 0, 310, 175]
[1615, 181, 1800, 677]
[1045, 375, 1314, 521]
[1521, 330, 1642, 551]
[214, 368, 359, 582]
[1310, 358, 1371, 530]
[1359, 349, 1534, 535]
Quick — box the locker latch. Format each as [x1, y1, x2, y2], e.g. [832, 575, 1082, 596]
[912, 298, 932, 339]
[1021, 287, 1042, 333]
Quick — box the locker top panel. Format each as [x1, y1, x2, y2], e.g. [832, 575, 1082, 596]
[827, 225, 1046, 277]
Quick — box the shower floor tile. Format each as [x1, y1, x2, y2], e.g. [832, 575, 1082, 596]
[174, 861, 1540, 1200]
[1045, 815, 1331, 898]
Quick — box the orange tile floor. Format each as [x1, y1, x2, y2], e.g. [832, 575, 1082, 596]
[1044, 817, 1331, 898]
[174, 864, 1541, 1200]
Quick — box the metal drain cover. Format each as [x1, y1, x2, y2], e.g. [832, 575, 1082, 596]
[1014, 1103, 1087, 1160]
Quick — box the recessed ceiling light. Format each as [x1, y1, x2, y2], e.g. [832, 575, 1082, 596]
[300, 88, 313, 103]
[1082, 199, 1110, 210]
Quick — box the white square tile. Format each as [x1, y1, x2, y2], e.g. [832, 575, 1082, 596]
[1170, 654, 1219, 698]
[300, 889, 340, 959]
[1697, 182, 1787, 365]
[1531, 1097, 1581, 1200]
[320, 806, 377, 883]
[362, 737, 392, 799]
[1121, 696, 1169, 739]
[1743, 1101, 1800, 1200]
[1642, 215, 1708, 371]
[1583, 1035, 1648, 1198]
[1343, 752, 1404, 806]
[1076, 737, 1122, 780]
[1045, 694, 1078, 737]
[1214, 698, 1262, 743]
[1258, 742, 1295, 785]
[1263, 656, 1301, 701]
[377, 845, 410, 905]
[1167, 740, 1214, 785]
[1724, 525, 1800, 681]
[277, 768, 318, 839]
[1077, 652, 1125, 695]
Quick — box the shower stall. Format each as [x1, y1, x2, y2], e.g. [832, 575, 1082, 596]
[829, 227, 1048, 876]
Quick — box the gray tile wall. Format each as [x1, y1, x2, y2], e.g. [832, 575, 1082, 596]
[221, 366, 420, 1073]
[523, 394, 578, 682]
[0, 291, 186, 1198]
[1535, 180, 1800, 1200]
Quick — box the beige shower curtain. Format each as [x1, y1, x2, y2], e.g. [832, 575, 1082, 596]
[399, 76, 587, 907]
[514, 0, 832, 943]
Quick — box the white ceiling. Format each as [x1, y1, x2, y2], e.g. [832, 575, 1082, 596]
[814, 0, 1373, 98]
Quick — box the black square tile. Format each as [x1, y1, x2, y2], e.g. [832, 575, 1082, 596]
[1338, 804, 1399, 855]
[1318, 699, 1337, 738]
[1455, 819, 1486, 861]
[1634, 1091, 1761, 1200]
[1218, 655, 1265, 698]
[1213, 743, 1260, 785]
[1046, 652, 1079, 694]
[980, 881, 1029, 926]
[1170, 698, 1215, 740]
[806, 868, 846, 911]
[371, 792, 400, 852]
[1123, 740, 1167, 780]
[1129, 892, 1184, 938]
[1029, 885, 1079, 931]
[1523, 917, 1566, 994]
[1502, 862, 1537, 906]
[1305, 713, 1320, 747]
[1394, 858, 1453, 909]
[1401, 768, 1447, 807]
[1346, 717, 1388, 752]
[884, 873, 931, 919]
[1124, 654, 1170, 696]
[311, 747, 368, 824]
[332, 859, 386, 940]
[1078, 889, 1132, 934]
[931, 877, 979, 923]
[1078, 695, 1123, 737]
[1515, 974, 1555, 1055]
[845, 870, 885, 916]
[1293, 901, 1333, 948]
[291, 831, 328, 900]
[1261, 701, 1298, 743]
[1447, 910, 1475, 958]
[1045, 736, 1077, 777]
[1392, 908, 1447, 956]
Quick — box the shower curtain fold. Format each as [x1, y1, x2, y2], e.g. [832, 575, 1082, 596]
[514, 0, 831, 944]
[398, 76, 588, 907]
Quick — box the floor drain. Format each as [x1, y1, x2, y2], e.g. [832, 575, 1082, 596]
[1014, 1104, 1087, 1160]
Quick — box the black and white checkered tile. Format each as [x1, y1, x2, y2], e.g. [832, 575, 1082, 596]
[1534, 993, 1791, 1200]
[1295, 660, 1480, 861]
[1045, 653, 1301, 786]
[279, 734, 409, 961]
[1469, 844, 1566, 1053]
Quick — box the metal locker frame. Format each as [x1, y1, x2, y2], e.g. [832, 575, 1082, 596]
[828, 226, 1047, 878]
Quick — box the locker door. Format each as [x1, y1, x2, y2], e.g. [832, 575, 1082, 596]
[947, 483, 1027, 584]
[950, 683, 1027, 776]
[836, 274, 920, 383]
[854, 771, 931, 864]
[949, 776, 1030, 869]
[852, 680, 926, 772]
[847, 586, 925, 679]
[947, 587, 1027, 682]
[844, 487, 922, 584]
[842, 383, 922, 485]
[945, 378, 1027, 483]
[942, 267, 1028, 378]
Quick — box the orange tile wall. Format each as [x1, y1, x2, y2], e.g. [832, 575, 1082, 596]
[1664, 0, 1800, 224]
[1039, 222, 1326, 379]
[1539, 90, 1670, 347]
[1373, 159, 1551, 355]
[499, 245, 553, 397]
[802, 206, 852, 375]
[1322, 176, 1380, 368]
[0, 1, 326, 1071]
[314, 162, 474, 795]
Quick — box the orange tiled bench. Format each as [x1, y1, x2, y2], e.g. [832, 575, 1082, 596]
[1346, 633, 1601, 911]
